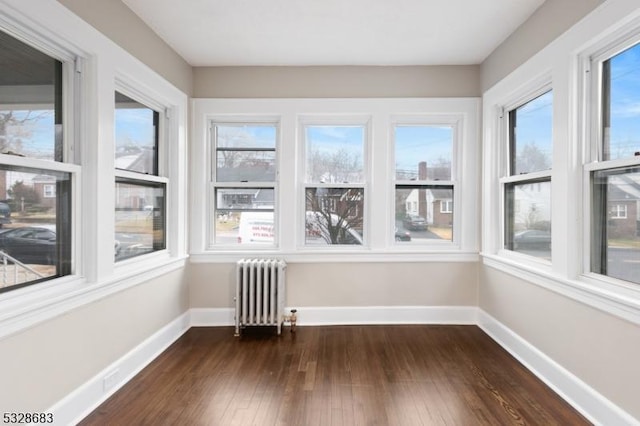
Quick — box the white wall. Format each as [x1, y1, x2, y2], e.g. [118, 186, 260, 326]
[56, 0, 193, 96]
[0, 268, 188, 412]
[481, 0, 605, 92]
[190, 261, 478, 309]
[480, 267, 640, 420]
[194, 65, 480, 98]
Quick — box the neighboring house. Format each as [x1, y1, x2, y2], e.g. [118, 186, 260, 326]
[115, 149, 156, 209]
[32, 174, 56, 211]
[430, 189, 453, 228]
[402, 188, 451, 227]
[219, 188, 273, 210]
[607, 179, 640, 238]
[512, 181, 551, 231]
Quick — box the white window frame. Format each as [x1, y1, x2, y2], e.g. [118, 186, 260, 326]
[298, 116, 370, 250]
[0, 1, 188, 339]
[482, 4, 640, 327]
[0, 17, 81, 291]
[391, 116, 461, 248]
[497, 82, 553, 268]
[113, 81, 170, 264]
[582, 28, 640, 287]
[207, 118, 280, 249]
[191, 98, 479, 262]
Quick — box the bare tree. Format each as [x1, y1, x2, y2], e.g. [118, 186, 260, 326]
[515, 142, 551, 173]
[307, 148, 362, 183]
[0, 110, 51, 155]
[305, 188, 363, 244]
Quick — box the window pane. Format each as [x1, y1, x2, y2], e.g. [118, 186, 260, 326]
[0, 30, 62, 161]
[214, 188, 274, 245]
[216, 188, 274, 210]
[602, 42, 640, 161]
[505, 180, 551, 260]
[395, 186, 453, 243]
[213, 124, 277, 182]
[216, 150, 275, 182]
[305, 126, 364, 183]
[395, 126, 452, 180]
[115, 180, 165, 261]
[215, 211, 274, 245]
[305, 187, 363, 245]
[509, 91, 553, 175]
[0, 165, 71, 292]
[591, 167, 640, 284]
[215, 124, 276, 149]
[115, 92, 159, 175]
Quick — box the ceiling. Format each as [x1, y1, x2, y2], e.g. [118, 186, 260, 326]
[122, 0, 545, 67]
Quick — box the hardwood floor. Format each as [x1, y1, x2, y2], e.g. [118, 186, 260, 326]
[80, 325, 590, 425]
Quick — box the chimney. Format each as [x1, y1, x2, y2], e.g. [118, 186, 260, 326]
[418, 162, 427, 219]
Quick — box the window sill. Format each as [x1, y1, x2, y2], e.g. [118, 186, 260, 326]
[190, 250, 479, 263]
[0, 254, 188, 341]
[481, 253, 640, 326]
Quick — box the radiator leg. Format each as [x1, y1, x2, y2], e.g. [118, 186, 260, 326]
[283, 309, 298, 334]
[234, 295, 240, 337]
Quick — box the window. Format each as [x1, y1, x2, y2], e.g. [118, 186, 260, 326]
[43, 184, 56, 198]
[210, 123, 277, 246]
[610, 204, 628, 219]
[114, 91, 166, 261]
[394, 125, 454, 244]
[503, 90, 553, 260]
[193, 98, 479, 259]
[303, 124, 365, 246]
[441, 200, 453, 214]
[589, 39, 640, 285]
[0, 29, 75, 293]
[115, 92, 159, 175]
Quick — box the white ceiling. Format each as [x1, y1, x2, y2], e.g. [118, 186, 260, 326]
[122, 0, 545, 67]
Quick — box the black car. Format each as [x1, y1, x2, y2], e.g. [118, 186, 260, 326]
[402, 214, 427, 231]
[0, 226, 57, 265]
[513, 230, 551, 250]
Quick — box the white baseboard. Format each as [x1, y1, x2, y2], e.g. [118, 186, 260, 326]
[48, 311, 191, 426]
[477, 310, 638, 426]
[188, 305, 479, 327]
[290, 305, 478, 325]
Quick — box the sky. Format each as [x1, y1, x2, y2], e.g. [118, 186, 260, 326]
[609, 42, 640, 159]
[115, 107, 156, 151]
[216, 124, 277, 148]
[394, 126, 452, 176]
[513, 90, 553, 172]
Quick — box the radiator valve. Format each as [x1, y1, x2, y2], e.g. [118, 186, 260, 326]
[283, 309, 298, 333]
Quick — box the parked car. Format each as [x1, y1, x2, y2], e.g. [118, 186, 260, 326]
[0, 202, 11, 228]
[0, 226, 57, 264]
[402, 214, 427, 231]
[513, 230, 551, 250]
[395, 228, 411, 241]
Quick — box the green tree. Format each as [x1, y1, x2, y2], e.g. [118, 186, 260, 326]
[8, 180, 41, 206]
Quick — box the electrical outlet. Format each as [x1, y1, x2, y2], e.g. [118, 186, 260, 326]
[103, 369, 119, 392]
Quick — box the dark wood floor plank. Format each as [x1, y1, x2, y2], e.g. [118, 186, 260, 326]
[80, 325, 591, 426]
